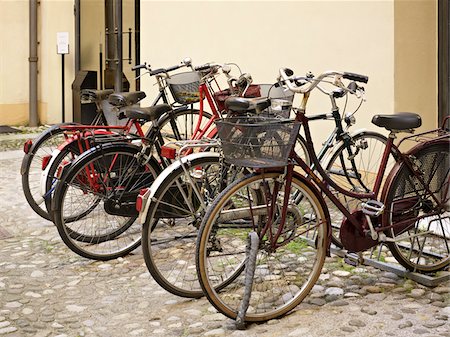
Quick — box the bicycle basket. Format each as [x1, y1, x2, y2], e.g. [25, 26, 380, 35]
[216, 116, 300, 168]
[166, 71, 203, 105]
[258, 84, 294, 118]
[213, 85, 261, 112]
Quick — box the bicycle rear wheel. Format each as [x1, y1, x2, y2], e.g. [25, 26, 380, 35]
[384, 141, 449, 273]
[196, 171, 329, 322]
[52, 143, 160, 260]
[21, 124, 76, 220]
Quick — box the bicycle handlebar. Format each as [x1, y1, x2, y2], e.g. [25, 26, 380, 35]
[279, 68, 368, 95]
[132, 57, 193, 76]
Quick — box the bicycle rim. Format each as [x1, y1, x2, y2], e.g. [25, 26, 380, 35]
[143, 156, 248, 298]
[53, 145, 160, 260]
[385, 141, 450, 273]
[324, 131, 391, 248]
[22, 126, 70, 220]
[196, 172, 328, 322]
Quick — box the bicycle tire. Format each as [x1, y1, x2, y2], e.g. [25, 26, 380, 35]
[142, 154, 247, 298]
[383, 140, 449, 273]
[324, 131, 391, 247]
[52, 143, 161, 260]
[21, 123, 79, 220]
[196, 171, 329, 322]
[158, 108, 213, 143]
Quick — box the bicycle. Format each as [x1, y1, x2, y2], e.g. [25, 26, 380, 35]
[195, 68, 449, 326]
[22, 57, 209, 221]
[137, 77, 388, 298]
[37, 58, 216, 221]
[49, 62, 262, 260]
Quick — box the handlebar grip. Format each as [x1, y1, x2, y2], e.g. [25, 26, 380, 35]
[343, 72, 369, 84]
[132, 64, 147, 71]
[194, 63, 212, 71]
[165, 64, 183, 73]
[284, 68, 294, 77]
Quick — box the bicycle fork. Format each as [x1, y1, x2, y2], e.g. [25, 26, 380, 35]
[235, 166, 294, 328]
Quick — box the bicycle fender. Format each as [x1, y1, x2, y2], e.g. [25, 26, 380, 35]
[138, 152, 220, 225]
[20, 153, 31, 175]
[40, 148, 62, 198]
[20, 123, 77, 175]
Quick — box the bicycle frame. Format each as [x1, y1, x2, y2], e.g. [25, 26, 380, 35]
[289, 104, 446, 236]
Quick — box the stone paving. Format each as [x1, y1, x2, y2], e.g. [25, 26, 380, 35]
[0, 137, 449, 337]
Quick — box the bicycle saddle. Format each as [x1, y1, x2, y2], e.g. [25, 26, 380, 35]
[224, 97, 271, 113]
[372, 112, 421, 131]
[124, 104, 172, 122]
[109, 91, 147, 107]
[81, 89, 114, 103]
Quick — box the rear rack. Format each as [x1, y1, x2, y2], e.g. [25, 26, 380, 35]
[397, 115, 449, 148]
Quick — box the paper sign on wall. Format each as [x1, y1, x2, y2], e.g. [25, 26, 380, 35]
[57, 32, 69, 54]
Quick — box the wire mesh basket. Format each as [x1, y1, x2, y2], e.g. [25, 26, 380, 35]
[166, 71, 203, 105]
[216, 116, 301, 168]
[258, 84, 294, 118]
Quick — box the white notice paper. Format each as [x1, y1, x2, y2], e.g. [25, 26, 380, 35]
[57, 32, 69, 54]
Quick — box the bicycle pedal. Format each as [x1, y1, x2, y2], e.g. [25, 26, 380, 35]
[361, 200, 384, 217]
[344, 252, 363, 267]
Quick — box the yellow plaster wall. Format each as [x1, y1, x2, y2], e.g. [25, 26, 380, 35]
[394, 0, 438, 131]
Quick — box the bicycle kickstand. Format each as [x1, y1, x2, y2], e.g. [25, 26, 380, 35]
[236, 231, 259, 330]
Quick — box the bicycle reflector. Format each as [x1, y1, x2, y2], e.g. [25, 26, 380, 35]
[41, 155, 52, 170]
[23, 139, 33, 154]
[136, 188, 149, 212]
[161, 146, 176, 160]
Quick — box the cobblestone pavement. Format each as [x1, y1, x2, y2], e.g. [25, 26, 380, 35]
[0, 148, 449, 337]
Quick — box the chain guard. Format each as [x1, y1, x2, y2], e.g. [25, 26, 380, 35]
[340, 210, 378, 252]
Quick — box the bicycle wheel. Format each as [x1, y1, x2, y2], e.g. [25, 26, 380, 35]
[52, 143, 161, 260]
[158, 108, 213, 142]
[196, 171, 329, 322]
[21, 123, 77, 220]
[44, 143, 81, 219]
[384, 141, 449, 273]
[324, 131, 391, 247]
[142, 154, 244, 298]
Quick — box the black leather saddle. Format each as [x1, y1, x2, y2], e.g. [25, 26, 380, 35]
[225, 97, 271, 113]
[81, 89, 114, 103]
[372, 112, 421, 131]
[109, 91, 147, 107]
[124, 104, 172, 122]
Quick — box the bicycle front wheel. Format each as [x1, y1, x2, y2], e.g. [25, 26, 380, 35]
[52, 143, 160, 260]
[158, 108, 213, 142]
[142, 154, 240, 298]
[384, 141, 449, 273]
[196, 172, 329, 322]
[324, 131, 391, 247]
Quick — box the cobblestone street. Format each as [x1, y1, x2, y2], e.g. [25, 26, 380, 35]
[0, 148, 449, 337]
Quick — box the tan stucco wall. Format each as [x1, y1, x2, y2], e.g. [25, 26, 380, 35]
[0, 0, 30, 125]
[0, 0, 439, 132]
[140, 0, 395, 143]
[394, 0, 438, 132]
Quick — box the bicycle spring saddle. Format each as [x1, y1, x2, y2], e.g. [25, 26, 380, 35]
[123, 104, 172, 122]
[372, 112, 422, 131]
[109, 91, 147, 107]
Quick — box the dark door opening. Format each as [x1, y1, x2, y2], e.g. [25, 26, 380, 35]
[438, 0, 449, 123]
